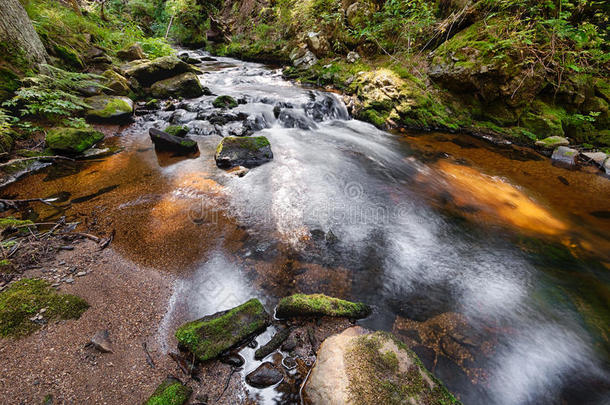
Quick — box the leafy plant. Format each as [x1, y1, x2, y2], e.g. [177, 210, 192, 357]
[2, 65, 105, 121]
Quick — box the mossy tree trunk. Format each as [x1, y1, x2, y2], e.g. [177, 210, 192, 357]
[0, 0, 48, 66]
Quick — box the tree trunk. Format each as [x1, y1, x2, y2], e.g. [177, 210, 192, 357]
[0, 0, 48, 66]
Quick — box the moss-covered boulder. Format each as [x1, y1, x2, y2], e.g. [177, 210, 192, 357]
[535, 136, 569, 150]
[214, 136, 273, 168]
[102, 70, 131, 96]
[175, 298, 269, 362]
[164, 125, 189, 138]
[123, 56, 194, 86]
[304, 327, 461, 405]
[0, 278, 89, 338]
[150, 72, 205, 99]
[144, 376, 191, 405]
[521, 101, 565, 138]
[52, 44, 84, 69]
[276, 294, 371, 319]
[0, 67, 20, 103]
[46, 127, 104, 154]
[117, 43, 145, 61]
[212, 95, 238, 109]
[84, 95, 134, 122]
[149, 128, 198, 154]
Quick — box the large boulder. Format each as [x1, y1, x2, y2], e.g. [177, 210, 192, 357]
[122, 56, 194, 86]
[276, 294, 371, 319]
[304, 327, 461, 405]
[117, 43, 145, 61]
[306, 32, 330, 58]
[535, 136, 569, 150]
[214, 136, 273, 169]
[84, 95, 134, 122]
[144, 376, 191, 405]
[46, 127, 104, 154]
[150, 72, 206, 99]
[175, 298, 269, 362]
[149, 128, 198, 154]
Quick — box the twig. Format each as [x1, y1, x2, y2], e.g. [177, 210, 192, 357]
[0, 155, 74, 169]
[169, 352, 190, 375]
[216, 367, 238, 402]
[99, 229, 115, 250]
[142, 342, 155, 369]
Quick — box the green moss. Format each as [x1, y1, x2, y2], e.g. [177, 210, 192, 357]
[520, 100, 565, 139]
[358, 108, 389, 128]
[212, 95, 238, 109]
[46, 127, 104, 154]
[0, 67, 20, 103]
[91, 98, 133, 119]
[0, 132, 14, 154]
[275, 293, 371, 319]
[175, 298, 269, 362]
[0, 217, 35, 232]
[164, 125, 189, 138]
[0, 259, 16, 274]
[52, 44, 84, 69]
[219, 136, 270, 153]
[145, 377, 192, 405]
[0, 278, 89, 338]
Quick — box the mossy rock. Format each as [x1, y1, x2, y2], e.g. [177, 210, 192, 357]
[212, 95, 238, 109]
[0, 259, 15, 274]
[521, 101, 565, 139]
[123, 56, 194, 87]
[275, 294, 371, 319]
[0, 67, 20, 103]
[144, 376, 192, 405]
[534, 136, 569, 150]
[117, 43, 145, 61]
[357, 108, 388, 128]
[214, 136, 273, 168]
[0, 278, 89, 338]
[0, 131, 14, 154]
[84, 96, 134, 122]
[52, 44, 84, 69]
[102, 70, 130, 96]
[304, 327, 461, 405]
[150, 72, 205, 99]
[164, 125, 189, 138]
[175, 298, 269, 362]
[46, 127, 104, 154]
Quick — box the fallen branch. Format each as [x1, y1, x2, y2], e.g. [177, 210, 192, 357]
[142, 342, 155, 369]
[0, 155, 74, 169]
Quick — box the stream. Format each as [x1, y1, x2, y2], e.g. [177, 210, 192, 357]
[4, 50, 610, 404]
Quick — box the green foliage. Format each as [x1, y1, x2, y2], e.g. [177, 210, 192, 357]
[2, 65, 104, 121]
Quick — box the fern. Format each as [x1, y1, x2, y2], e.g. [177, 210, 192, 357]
[2, 65, 106, 121]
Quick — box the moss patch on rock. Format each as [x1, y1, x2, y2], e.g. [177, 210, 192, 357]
[85, 96, 134, 121]
[46, 127, 104, 154]
[0, 217, 35, 234]
[276, 293, 371, 319]
[214, 136, 273, 168]
[212, 95, 238, 109]
[144, 377, 192, 405]
[0, 278, 89, 338]
[150, 72, 204, 99]
[175, 298, 269, 362]
[164, 125, 189, 137]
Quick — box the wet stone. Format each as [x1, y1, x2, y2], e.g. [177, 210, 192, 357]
[551, 146, 579, 167]
[220, 353, 245, 367]
[245, 362, 283, 388]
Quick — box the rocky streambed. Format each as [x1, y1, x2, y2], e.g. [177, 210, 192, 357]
[0, 49, 609, 404]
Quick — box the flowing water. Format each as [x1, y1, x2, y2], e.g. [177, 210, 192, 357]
[4, 51, 610, 404]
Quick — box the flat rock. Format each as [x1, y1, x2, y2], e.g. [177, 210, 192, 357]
[214, 136, 273, 169]
[245, 362, 283, 388]
[582, 151, 608, 167]
[90, 330, 112, 353]
[175, 298, 269, 362]
[303, 327, 461, 405]
[535, 136, 569, 149]
[551, 146, 579, 167]
[149, 128, 198, 154]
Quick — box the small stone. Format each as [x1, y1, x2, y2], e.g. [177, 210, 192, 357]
[245, 362, 283, 388]
[76, 272, 87, 277]
[347, 51, 361, 63]
[226, 166, 249, 178]
[64, 277, 74, 284]
[551, 146, 579, 167]
[90, 330, 113, 353]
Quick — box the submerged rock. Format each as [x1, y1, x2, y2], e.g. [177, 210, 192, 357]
[214, 136, 273, 169]
[212, 95, 238, 109]
[275, 294, 371, 319]
[175, 298, 269, 362]
[90, 330, 112, 353]
[279, 109, 318, 129]
[304, 327, 461, 405]
[255, 327, 292, 360]
[84, 95, 134, 122]
[535, 136, 569, 150]
[149, 128, 198, 154]
[245, 362, 283, 388]
[551, 146, 579, 167]
[46, 127, 104, 154]
[150, 72, 206, 99]
[144, 376, 191, 405]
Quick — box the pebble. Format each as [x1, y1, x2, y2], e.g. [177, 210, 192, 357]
[64, 278, 74, 284]
[76, 272, 87, 277]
